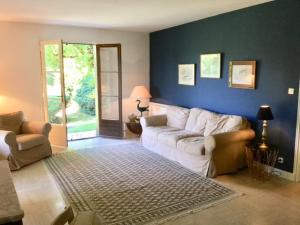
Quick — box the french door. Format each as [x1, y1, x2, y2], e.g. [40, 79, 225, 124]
[40, 40, 68, 147]
[96, 44, 123, 138]
[41, 41, 123, 146]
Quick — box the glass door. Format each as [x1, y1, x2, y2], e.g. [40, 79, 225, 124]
[62, 43, 97, 141]
[96, 44, 123, 138]
[40, 40, 68, 147]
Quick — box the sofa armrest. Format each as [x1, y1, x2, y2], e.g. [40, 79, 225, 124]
[0, 130, 17, 159]
[204, 129, 255, 155]
[204, 129, 255, 177]
[140, 115, 167, 128]
[21, 121, 52, 137]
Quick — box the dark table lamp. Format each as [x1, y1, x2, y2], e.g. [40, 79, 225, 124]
[256, 105, 274, 150]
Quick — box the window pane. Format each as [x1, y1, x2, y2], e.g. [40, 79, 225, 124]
[44, 45, 60, 72]
[100, 47, 118, 72]
[43, 44, 63, 124]
[46, 71, 62, 96]
[47, 96, 63, 124]
[101, 97, 119, 120]
[101, 72, 119, 96]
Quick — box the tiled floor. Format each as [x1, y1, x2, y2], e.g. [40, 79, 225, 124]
[12, 137, 300, 225]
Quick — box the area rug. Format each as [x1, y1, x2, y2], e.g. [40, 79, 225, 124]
[45, 143, 239, 225]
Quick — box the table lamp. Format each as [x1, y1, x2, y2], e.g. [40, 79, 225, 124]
[130, 86, 152, 117]
[256, 105, 274, 150]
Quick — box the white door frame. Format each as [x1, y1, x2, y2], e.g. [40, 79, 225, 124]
[40, 40, 68, 147]
[294, 79, 300, 182]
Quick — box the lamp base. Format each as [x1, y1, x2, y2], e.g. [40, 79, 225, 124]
[259, 142, 269, 151]
[259, 120, 269, 151]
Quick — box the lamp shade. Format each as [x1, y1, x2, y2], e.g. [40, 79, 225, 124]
[256, 105, 274, 120]
[130, 86, 152, 100]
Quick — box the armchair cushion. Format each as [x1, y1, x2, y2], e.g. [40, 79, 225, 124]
[0, 111, 24, 135]
[21, 121, 51, 137]
[16, 134, 47, 151]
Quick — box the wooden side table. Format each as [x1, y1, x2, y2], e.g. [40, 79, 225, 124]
[245, 145, 279, 180]
[126, 122, 142, 136]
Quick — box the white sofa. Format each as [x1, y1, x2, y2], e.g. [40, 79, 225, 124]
[140, 104, 255, 177]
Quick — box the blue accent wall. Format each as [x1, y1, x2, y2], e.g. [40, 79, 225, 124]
[150, 0, 300, 172]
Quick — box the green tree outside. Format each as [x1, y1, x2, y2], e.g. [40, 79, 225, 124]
[44, 43, 96, 136]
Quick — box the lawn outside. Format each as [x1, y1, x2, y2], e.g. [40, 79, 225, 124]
[67, 118, 97, 133]
[67, 111, 97, 140]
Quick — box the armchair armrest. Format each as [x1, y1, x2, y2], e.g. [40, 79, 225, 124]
[0, 130, 17, 159]
[140, 115, 167, 128]
[204, 129, 255, 155]
[21, 121, 52, 137]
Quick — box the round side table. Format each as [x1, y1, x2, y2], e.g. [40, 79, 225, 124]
[245, 145, 279, 180]
[126, 122, 142, 136]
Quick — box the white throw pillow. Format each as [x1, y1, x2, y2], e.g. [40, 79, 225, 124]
[166, 105, 190, 129]
[204, 114, 243, 136]
[185, 108, 215, 135]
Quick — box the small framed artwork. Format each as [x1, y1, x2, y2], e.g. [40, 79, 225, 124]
[178, 64, 195, 86]
[229, 61, 256, 89]
[200, 53, 221, 78]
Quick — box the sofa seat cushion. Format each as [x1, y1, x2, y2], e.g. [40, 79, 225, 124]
[16, 134, 47, 151]
[143, 126, 180, 140]
[158, 130, 201, 148]
[204, 114, 243, 136]
[166, 105, 190, 129]
[177, 136, 206, 156]
[185, 108, 215, 134]
[0, 111, 24, 135]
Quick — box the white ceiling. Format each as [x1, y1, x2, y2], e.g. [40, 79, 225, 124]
[0, 0, 272, 32]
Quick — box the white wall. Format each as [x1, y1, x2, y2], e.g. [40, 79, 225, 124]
[0, 21, 149, 122]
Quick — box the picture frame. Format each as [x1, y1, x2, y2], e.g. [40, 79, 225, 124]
[200, 53, 221, 78]
[229, 61, 256, 89]
[178, 64, 195, 86]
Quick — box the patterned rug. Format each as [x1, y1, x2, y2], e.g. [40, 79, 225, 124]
[45, 143, 239, 225]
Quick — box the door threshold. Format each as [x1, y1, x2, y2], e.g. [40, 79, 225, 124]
[68, 135, 99, 142]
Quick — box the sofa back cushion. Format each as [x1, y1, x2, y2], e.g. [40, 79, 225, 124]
[185, 108, 215, 135]
[204, 114, 244, 136]
[0, 111, 24, 134]
[166, 105, 190, 129]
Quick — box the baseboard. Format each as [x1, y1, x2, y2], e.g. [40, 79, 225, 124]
[273, 168, 296, 181]
[51, 145, 68, 153]
[51, 144, 67, 149]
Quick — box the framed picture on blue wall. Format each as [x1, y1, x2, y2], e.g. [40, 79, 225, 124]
[229, 61, 256, 89]
[200, 53, 221, 78]
[178, 64, 195, 86]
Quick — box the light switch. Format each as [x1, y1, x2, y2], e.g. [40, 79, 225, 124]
[288, 88, 294, 95]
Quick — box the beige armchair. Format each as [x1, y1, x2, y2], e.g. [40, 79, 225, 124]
[0, 111, 52, 170]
